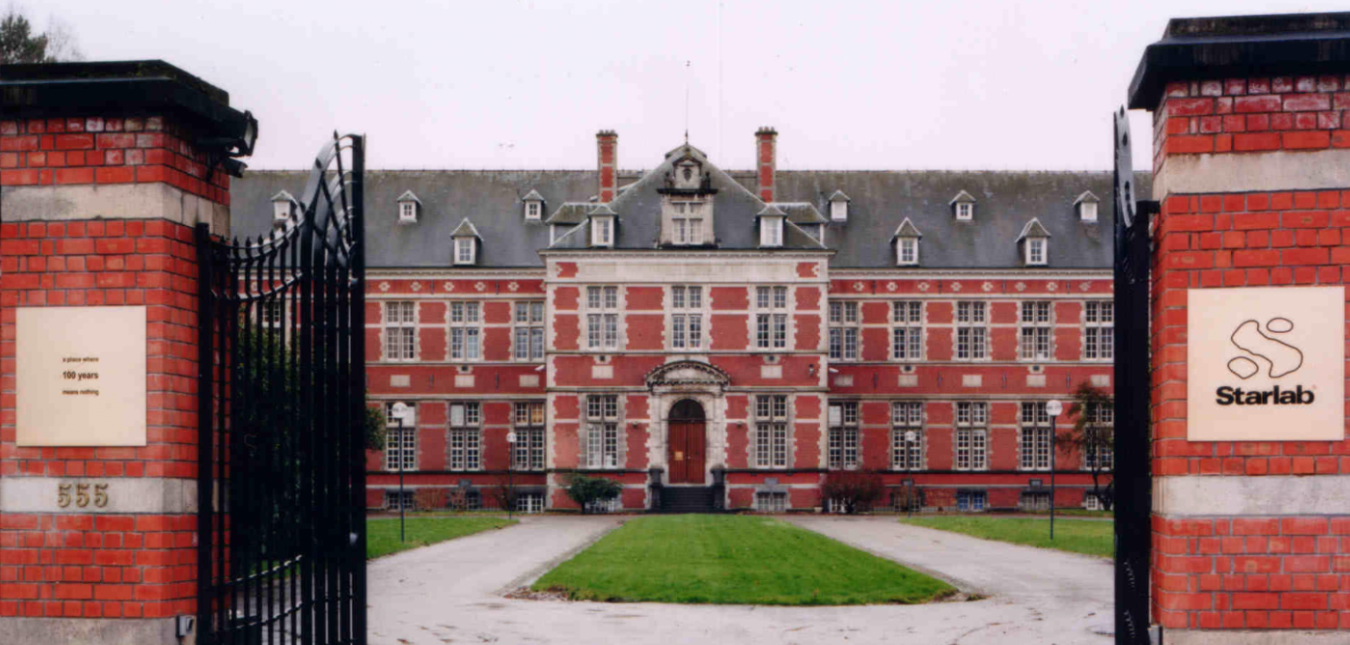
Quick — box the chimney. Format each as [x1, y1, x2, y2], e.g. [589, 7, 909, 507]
[756, 127, 777, 202]
[596, 130, 618, 203]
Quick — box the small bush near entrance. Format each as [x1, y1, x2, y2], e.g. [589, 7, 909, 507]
[821, 470, 885, 513]
[565, 473, 622, 514]
[367, 515, 516, 559]
[900, 516, 1113, 559]
[532, 515, 954, 605]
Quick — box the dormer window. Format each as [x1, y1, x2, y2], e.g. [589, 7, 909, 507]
[270, 190, 296, 227]
[522, 189, 545, 221]
[950, 190, 976, 221]
[828, 190, 850, 222]
[1018, 218, 1050, 267]
[758, 204, 786, 248]
[590, 205, 617, 248]
[450, 218, 482, 266]
[455, 237, 476, 265]
[891, 218, 922, 267]
[397, 190, 422, 225]
[1075, 191, 1100, 223]
[1026, 238, 1046, 265]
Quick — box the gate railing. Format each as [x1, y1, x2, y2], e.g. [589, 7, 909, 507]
[197, 133, 367, 645]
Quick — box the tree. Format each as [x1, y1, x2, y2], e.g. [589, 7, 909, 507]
[1061, 382, 1114, 511]
[564, 473, 621, 514]
[1, 7, 83, 64]
[822, 470, 885, 514]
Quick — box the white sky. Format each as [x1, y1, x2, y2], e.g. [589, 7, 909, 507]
[38, 0, 1350, 172]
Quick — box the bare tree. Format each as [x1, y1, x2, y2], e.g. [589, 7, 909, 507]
[1060, 382, 1114, 511]
[1, 5, 82, 64]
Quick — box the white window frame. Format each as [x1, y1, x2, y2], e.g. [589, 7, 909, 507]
[955, 301, 987, 361]
[513, 401, 546, 471]
[399, 201, 417, 223]
[892, 402, 924, 471]
[957, 490, 986, 512]
[760, 217, 783, 247]
[754, 491, 788, 512]
[526, 201, 541, 220]
[592, 216, 613, 247]
[386, 489, 415, 510]
[754, 286, 789, 351]
[1080, 201, 1098, 222]
[955, 402, 988, 471]
[585, 395, 620, 469]
[891, 300, 923, 361]
[384, 402, 417, 471]
[516, 492, 545, 513]
[1019, 301, 1053, 361]
[273, 201, 291, 222]
[454, 237, 476, 265]
[670, 285, 705, 350]
[585, 286, 620, 351]
[514, 301, 546, 361]
[830, 201, 847, 222]
[449, 402, 481, 471]
[827, 402, 859, 470]
[754, 395, 789, 469]
[1020, 402, 1053, 471]
[897, 237, 919, 266]
[828, 301, 860, 361]
[672, 201, 705, 245]
[384, 301, 416, 361]
[1026, 237, 1047, 265]
[1083, 405, 1114, 471]
[955, 202, 973, 221]
[449, 301, 481, 362]
[1084, 301, 1114, 361]
[1083, 493, 1102, 511]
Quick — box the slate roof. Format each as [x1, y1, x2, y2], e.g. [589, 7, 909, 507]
[232, 150, 1149, 270]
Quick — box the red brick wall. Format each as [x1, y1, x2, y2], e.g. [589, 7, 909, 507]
[1, 117, 229, 204]
[1, 219, 201, 619]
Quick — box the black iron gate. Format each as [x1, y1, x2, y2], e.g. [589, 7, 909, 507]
[1113, 108, 1154, 645]
[197, 133, 367, 645]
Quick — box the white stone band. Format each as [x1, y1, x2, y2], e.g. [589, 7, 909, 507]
[1166, 629, 1350, 645]
[1, 182, 228, 234]
[0, 477, 198, 514]
[1153, 475, 1350, 517]
[1154, 148, 1350, 199]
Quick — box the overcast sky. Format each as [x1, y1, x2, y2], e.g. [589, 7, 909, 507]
[36, 0, 1350, 172]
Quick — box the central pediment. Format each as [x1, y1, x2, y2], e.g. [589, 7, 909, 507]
[645, 360, 731, 390]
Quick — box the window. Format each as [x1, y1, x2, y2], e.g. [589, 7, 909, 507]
[955, 402, 988, 471]
[892, 402, 924, 471]
[385, 490, 415, 510]
[454, 237, 475, 265]
[586, 286, 620, 350]
[384, 302, 416, 361]
[513, 402, 546, 471]
[755, 286, 789, 350]
[1083, 493, 1102, 511]
[1020, 301, 1053, 361]
[1026, 238, 1047, 265]
[585, 395, 620, 469]
[898, 237, 918, 266]
[892, 301, 923, 361]
[672, 202, 704, 245]
[828, 302, 859, 361]
[516, 492, 544, 513]
[449, 302, 481, 361]
[670, 286, 704, 350]
[1084, 301, 1114, 361]
[449, 402, 481, 471]
[399, 201, 416, 222]
[1080, 201, 1098, 222]
[592, 216, 613, 246]
[956, 202, 973, 220]
[526, 201, 541, 219]
[1021, 491, 1051, 511]
[514, 302, 545, 361]
[760, 217, 783, 247]
[384, 402, 417, 471]
[830, 200, 847, 221]
[273, 200, 291, 222]
[1083, 404, 1114, 471]
[955, 302, 987, 360]
[755, 491, 787, 512]
[827, 402, 859, 470]
[260, 300, 284, 329]
[956, 490, 986, 511]
[1020, 402, 1053, 471]
[754, 395, 789, 468]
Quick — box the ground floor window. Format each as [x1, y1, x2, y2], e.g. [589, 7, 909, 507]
[516, 492, 544, 514]
[755, 395, 789, 468]
[385, 490, 414, 510]
[956, 490, 986, 512]
[585, 498, 621, 514]
[755, 491, 788, 512]
[1083, 492, 1102, 511]
[1020, 491, 1051, 512]
[447, 488, 481, 511]
[585, 395, 621, 469]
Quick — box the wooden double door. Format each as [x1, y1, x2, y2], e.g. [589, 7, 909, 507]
[667, 399, 707, 485]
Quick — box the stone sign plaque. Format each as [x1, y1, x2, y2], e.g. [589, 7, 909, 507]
[1187, 287, 1345, 441]
[16, 306, 147, 446]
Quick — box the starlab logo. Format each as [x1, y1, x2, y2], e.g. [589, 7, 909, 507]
[1215, 317, 1314, 406]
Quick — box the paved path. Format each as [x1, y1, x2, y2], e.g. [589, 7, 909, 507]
[368, 514, 1113, 645]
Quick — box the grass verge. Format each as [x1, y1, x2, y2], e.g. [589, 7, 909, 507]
[531, 515, 954, 605]
[900, 516, 1113, 558]
[367, 515, 517, 559]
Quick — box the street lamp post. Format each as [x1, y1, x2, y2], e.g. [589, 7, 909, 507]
[391, 402, 416, 543]
[1046, 399, 1063, 541]
[506, 431, 517, 521]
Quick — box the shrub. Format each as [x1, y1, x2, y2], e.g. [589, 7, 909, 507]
[822, 470, 885, 514]
[446, 488, 469, 512]
[565, 473, 622, 514]
[414, 488, 443, 512]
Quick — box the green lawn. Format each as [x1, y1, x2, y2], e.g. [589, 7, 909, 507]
[900, 516, 1114, 558]
[532, 515, 954, 605]
[367, 515, 517, 559]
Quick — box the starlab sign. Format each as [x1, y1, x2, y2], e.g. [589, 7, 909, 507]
[1187, 287, 1344, 441]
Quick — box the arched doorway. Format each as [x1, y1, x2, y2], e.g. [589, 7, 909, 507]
[667, 399, 706, 485]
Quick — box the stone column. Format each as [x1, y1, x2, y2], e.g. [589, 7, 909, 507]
[1131, 14, 1350, 644]
[0, 61, 251, 645]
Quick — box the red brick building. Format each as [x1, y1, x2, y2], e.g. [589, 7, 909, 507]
[234, 129, 1135, 513]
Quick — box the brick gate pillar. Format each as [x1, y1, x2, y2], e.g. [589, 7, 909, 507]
[1131, 14, 1350, 644]
[0, 62, 252, 644]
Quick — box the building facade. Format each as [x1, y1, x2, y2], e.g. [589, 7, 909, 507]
[234, 128, 1136, 513]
